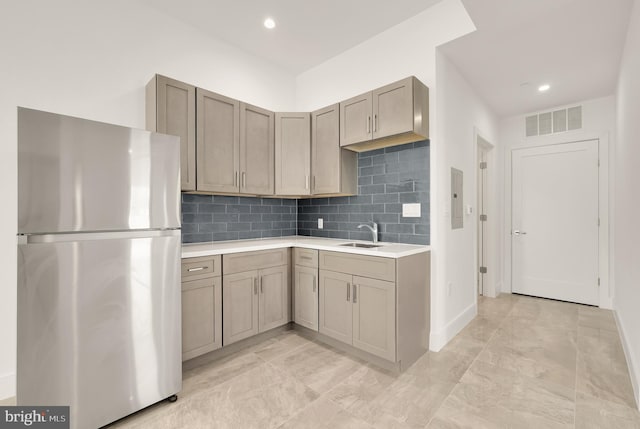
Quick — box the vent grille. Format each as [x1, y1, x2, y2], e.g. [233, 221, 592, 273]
[539, 112, 552, 135]
[553, 110, 567, 133]
[568, 106, 582, 130]
[525, 106, 582, 137]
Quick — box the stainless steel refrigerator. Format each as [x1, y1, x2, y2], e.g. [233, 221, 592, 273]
[17, 108, 182, 429]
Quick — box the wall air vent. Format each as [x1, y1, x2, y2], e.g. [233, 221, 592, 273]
[525, 105, 582, 137]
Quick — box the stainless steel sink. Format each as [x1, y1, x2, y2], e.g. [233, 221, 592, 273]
[339, 242, 381, 248]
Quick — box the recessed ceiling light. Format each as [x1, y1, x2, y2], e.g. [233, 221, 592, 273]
[264, 17, 276, 29]
[538, 84, 551, 92]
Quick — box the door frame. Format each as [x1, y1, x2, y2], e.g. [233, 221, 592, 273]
[504, 132, 611, 309]
[474, 128, 498, 298]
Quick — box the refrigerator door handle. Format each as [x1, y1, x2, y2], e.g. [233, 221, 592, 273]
[22, 229, 181, 244]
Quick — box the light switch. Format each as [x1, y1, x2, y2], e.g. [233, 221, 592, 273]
[402, 203, 421, 218]
[318, 218, 323, 229]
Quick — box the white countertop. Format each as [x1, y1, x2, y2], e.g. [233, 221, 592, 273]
[182, 236, 430, 259]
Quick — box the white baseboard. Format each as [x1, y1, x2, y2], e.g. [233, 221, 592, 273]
[614, 310, 640, 410]
[0, 372, 15, 401]
[429, 302, 477, 352]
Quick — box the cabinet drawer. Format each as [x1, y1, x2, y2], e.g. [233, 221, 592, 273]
[319, 251, 396, 282]
[182, 255, 221, 280]
[294, 248, 318, 268]
[223, 248, 289, 275]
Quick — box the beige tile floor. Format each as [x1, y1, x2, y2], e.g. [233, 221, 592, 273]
[108, 294, 640, 428]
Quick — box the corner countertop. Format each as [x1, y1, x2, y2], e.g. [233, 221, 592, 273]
[182, 236, 430, 259]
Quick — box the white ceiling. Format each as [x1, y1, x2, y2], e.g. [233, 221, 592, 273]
[439, 0, 634, 117]
[137, 0, 443, 74]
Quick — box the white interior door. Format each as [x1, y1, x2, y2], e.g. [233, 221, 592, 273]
[512, 140, 599, 305]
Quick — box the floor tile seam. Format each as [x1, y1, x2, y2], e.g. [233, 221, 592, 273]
[253, 340, 313, 365]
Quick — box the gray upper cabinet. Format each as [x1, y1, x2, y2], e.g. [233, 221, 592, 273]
[240, 103, 275, 195]
[339, 76, 429, 152]
[197, 88, 240, 193]
[275, 112, 311, 196]
[146, 75, 196, 191]
[311, 104, 357, 196]
[339, 93, 372, 146]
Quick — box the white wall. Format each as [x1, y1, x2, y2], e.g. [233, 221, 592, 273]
[614, 0, 640, 409]
[294, 0, 479, 353]
[0, 0, 297, 399]
[430, 51, 500, 350]
[500, 96, 616, 310]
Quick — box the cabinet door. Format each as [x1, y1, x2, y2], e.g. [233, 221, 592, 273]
[294, 265, 318, 331]
[223, 270, 259, 345]
[259, 265, 290, 332]
[312, 104, 341, 194]
[275, 112, 310, 195]
[181, 277, 222, 361]
[352, 276, 396, 361]
[340, 92, 372, 146]
[319, 270, 353, 344]
[240, 103, 275, 195]
[372, 77, 413, 140]
[151, 75, 196, 191]
[197, 88, 240, 193]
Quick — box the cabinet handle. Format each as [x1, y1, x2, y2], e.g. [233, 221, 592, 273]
[353, 284, 358, 304]
[367, 116, 371, 134]
[312, 176, 316, 191]
[254, 277, 258, 295]
[242, 172, 246, 188]
[305, 175, 309, 190]
[347, 283, 350, 302]
[374, 114, 377, 132]
[300, 255, 312, 260]
[187, 266, 207, 272]
[260, 276, 263, 294]
[313, 277, 317, 293]
[235, 171, 238, 187]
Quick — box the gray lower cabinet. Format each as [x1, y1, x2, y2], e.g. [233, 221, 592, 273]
[294, 266, 318, 331]
[146, 74, 196, 191]
[181, 255, 222, 361]
[319, 270, 396, 361]
[318, 270, 353, 344]
[351, 276, 396, 362]
[222, 270, 260, 345]
[223, 249, 290, 346]
[311, 104, 357, 196]
[318, 250, 430, 368]
[275, 112, 311, 196]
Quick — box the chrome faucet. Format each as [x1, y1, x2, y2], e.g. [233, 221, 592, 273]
[358, 222, 378, 243]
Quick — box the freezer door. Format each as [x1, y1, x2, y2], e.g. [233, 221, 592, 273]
[18, 108, 180, 234]
[17, 230, 182, 429]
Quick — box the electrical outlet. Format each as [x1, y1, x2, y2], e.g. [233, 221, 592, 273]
[318, 218, 323, 229]
[447, 282, 453, 297]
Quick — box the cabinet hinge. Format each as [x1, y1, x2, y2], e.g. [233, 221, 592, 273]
[479, 266, 487, 274]
[479, 162, 487, 170]
[480, 214, 487, 222]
